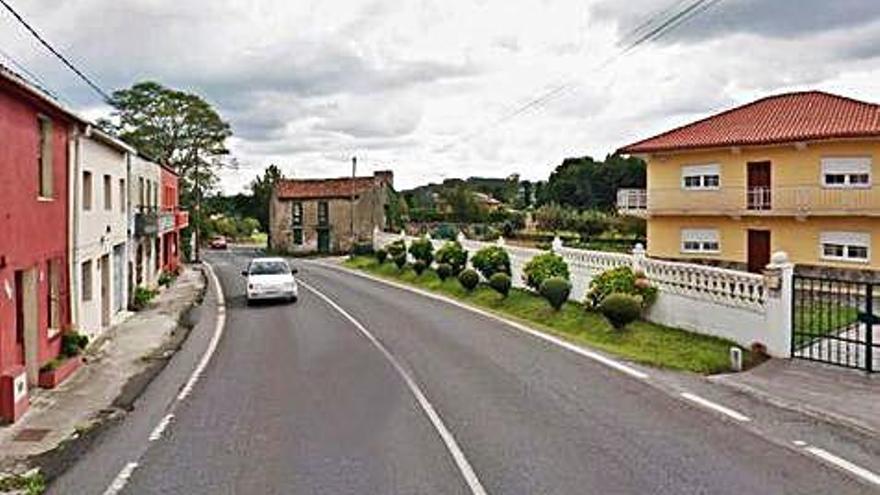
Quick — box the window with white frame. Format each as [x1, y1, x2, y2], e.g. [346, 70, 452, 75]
[820, 231, 870, 263]
[681, 163, 721, 190]
[681, 228, 720, 253]
[821, 157, 872, 188]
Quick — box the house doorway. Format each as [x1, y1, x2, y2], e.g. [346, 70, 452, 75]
[14, 268, 39, 384]
[747, 230, 771, 273]
[317, 229, 330, 253]
[100, 254, 111, 327]
[747, 161, 772, 210]
[113, 244, 125, 314]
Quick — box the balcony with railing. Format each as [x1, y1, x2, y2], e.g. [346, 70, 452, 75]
[617, 186, 879, 217]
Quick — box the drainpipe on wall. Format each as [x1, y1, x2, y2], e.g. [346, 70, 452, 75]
[68, 125, 83, 329]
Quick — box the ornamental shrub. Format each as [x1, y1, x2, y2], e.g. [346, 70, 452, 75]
[386, 239, 407, 259]
[375, 248, 388, 264]
[458, 269, 479, 292]
[540, 277, 571, 310]
[436, 241, 468, 276]
[471, 246, 511, 280]
[599, 292, 643, 329]
[413, 260, 427, 275]
[489, 273, 511, 298]
[436, 263, 452, 281]
[586, 266, 657, 309]
[523, 252, 569, 291]
[61, 332, 89, 358]
[409, 238, 435, 266]
[393, 253, 407, 270]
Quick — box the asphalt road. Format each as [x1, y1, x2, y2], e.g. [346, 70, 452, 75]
[109, 249, 874, 494]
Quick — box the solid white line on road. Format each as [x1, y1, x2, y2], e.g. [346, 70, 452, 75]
[176, 262, 226, 402]
[148, 414, 174, 442]
[102, 462, 138, 495]
[801, 445, 880, 487]
[680, 392, 750, 422]
[313, 262, 649, 380]
[299, 280, 489, 495]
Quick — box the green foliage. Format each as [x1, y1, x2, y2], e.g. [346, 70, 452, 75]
[436, 263, 453, 280]
[436, 241, 468, 275]
[569, 210, 610, 238]
[0, 470, 46, 495]
[439, 185, 488, 223]
[386, 239, 407, 259]
[351, 242, 374, 256]
[133, 286, 159, 311]
[523, 253, 570, 291]
[61, 331, 89, 358]
[471, 246, 511, 280]
[409, 237, 435, 266]
[247, 164, 285, 231]
[586, 266, 657, 309]
[540, 277, 571, 310]
[375, 248, 388, 264]
[538, 154, 646, 210]
[489, 272, 511, 298]
[393, 253, 407, 269]
[413, 260, 427, 275]
[207, 215, 262, 241]
[458, 269, 479, 291]
[533, 203, 571, 233]
[599, 293, 643, 329]
[431, 223, 459, 240]
[158, 271, 176, 287]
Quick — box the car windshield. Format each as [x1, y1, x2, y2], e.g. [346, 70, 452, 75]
[249, 261, 290, 275]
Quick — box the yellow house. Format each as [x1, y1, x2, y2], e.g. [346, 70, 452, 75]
[618, 91, 880, 276]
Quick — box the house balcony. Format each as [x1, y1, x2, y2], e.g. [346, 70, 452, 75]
[617, 186, 880, 217]
[134, 210, 158, 237]
[175, 210, 189, 229]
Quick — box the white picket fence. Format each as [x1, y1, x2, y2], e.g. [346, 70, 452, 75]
[373, 229, 793, 356]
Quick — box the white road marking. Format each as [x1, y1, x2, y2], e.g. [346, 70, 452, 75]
[148, 414, 174, 441]
[102, 462, 138, 495]
[802, 445, 880, 487]
[680, 392, 750, 422]
[176, 262, 226, 401]
[314, 262, 649, 380]
[299, 280, 488, 495]
[792, 440, 807, 447]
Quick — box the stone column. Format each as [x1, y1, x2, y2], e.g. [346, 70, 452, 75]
[763, 251, 795, 358]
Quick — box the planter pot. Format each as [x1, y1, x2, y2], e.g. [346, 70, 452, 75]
[38, 356, 82, 389]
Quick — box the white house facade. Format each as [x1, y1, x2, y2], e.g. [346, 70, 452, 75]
[129, 154, 163, 294]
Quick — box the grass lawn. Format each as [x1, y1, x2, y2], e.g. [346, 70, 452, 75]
[344, 256, 752, 374]
[793, 302, 860, 349]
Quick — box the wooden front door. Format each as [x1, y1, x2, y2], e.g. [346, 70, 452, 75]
[100, 254, 111, 327]
[747, 230, 771, 273]
[747, 161, 772, 210]
[317, 229, 330, 254]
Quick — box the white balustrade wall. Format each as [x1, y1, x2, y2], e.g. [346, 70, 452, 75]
[373, 229, 792, 356]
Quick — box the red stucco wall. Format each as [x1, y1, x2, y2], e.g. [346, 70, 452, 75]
[160, 166, 181, 271]
[0, 81, 72, 375]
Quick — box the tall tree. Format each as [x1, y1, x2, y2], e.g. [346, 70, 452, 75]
[100, 81, 233, 207]
[248, 164, 285, 231]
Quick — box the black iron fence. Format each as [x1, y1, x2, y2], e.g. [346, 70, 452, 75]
[792, 274, 878, 372]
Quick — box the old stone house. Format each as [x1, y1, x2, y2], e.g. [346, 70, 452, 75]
[269, 171, 393, 254]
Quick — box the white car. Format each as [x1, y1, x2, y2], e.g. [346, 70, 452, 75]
[242, 257, 299, 304]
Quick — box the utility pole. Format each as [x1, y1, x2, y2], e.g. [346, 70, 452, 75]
[193, 156, 201, 263]
[350, 156, 356, 252]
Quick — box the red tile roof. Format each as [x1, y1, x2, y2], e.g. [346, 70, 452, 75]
[618, 91, 880, 154]
[275, 174, 390, 200]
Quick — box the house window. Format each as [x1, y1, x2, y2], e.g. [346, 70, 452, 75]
[293, 228, 303, 245]
[119, 178, 126, 212]
[820, 232, 870, 263]
[145, 181, 152, 210]
[138, 178, 145, 208]
[153, 181, 158, 208]
[47, 258, 61, 332]
[681, 228, 720, 253]
[318, 201, 329, 226]
[821, 157, 872, 188]
[37, 116, 53, 198]
[681, 164, 721, 190]
[104, 174, 112, 210]
[83, 171, 93, 211]
[82, 260, 93, 301]
[291, 202, 303, 226]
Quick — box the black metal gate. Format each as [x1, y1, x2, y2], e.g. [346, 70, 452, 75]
[792, 275, 877, 372]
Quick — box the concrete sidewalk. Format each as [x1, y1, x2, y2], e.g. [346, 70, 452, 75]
[0, 266, 205, 474]
[712, 358, 880, 436]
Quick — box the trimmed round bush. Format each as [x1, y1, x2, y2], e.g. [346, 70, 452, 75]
[540, 277, 571, 310]
[413, 260, 427, 275]
[409, 237, 435, 266]
[523, 253, 570, 291]
[598, 292, 643, 329]
[471, 246, 511, 280]
[386, 239, 407, 259]
[436, 241, 468, 276]
[458, 269, 479, 292]
[436, 263, 452, 281]
[586, 266, 657, 309]
[489, 272, 511, 298]
[375, 248, 388, 264]
[393, 253, 407, 270]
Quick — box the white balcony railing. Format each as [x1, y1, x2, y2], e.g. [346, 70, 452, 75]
[618, 186, 879, 216]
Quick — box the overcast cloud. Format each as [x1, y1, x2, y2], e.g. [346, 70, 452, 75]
[1, 0, 878, 192]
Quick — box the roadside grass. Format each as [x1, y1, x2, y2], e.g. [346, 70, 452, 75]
[793, 302, 860, 349]
[344, 256, 750, 374]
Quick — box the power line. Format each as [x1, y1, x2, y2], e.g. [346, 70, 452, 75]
[0, 45, 66, 103]
[0, 0, 112, 102]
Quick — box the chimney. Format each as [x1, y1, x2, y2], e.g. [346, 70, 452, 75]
[374, 170, 393, 187]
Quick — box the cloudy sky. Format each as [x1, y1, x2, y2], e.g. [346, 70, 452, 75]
[2, 0, 879, 192]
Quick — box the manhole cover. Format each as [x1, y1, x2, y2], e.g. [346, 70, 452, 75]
[12, 428, 50, 442]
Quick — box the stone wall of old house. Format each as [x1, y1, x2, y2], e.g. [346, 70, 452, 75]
[269, 183, 390, 254]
